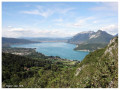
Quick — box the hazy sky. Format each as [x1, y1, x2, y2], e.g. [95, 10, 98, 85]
[2, 2, 118, 38]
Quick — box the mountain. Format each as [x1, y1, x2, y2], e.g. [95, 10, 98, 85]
[87, 30, 114, 44]
[74, 43, 107, 52]
[114, 34, 118, 37]
[2, 37, 39, 48]
[68, 30, 113, 44]
[21, 37, 71, 42]
[68, 31, 95, 44]
[68, 30, 114, 51]
[73, 36, 118, 88]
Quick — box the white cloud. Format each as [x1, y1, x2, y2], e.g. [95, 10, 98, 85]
[93, 21, 97, 24]
[56, 8, 75, 14]
[90, 2, 118, 12]
[67, 17, 95, 28]
[21, 9, 54, 18]
[55, 17, 95, 28]
[7, 26, 13, 28]
[21, 6, 75, 18]
[54, 18, 63, 22]
[100, 24, 118, 35]
[21, 10, 40, 15]
[72, 17, 94, 27]
[7, 26, 28, 32]
[9, 28, 27, 32]
[28, 29, 77, 37]
[3, 26, 77, 38]
[73, 19, 85, 26]
[2, 26, 31, 38]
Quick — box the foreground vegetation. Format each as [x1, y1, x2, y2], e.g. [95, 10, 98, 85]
[2, 52, 77, 88]
[2, 37, 118, 88]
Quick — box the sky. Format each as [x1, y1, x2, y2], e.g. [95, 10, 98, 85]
[2, 2, 118, 38]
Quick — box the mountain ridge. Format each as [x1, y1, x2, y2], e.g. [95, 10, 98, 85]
[2, 37, 39, 48]
[68, 30, 113, 44]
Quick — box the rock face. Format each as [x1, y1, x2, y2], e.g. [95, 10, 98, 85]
[68, 31, 95, 44]
[104, 36, 118, 56]
[68, 30, 113, 44]
[73, 36, 118, 88]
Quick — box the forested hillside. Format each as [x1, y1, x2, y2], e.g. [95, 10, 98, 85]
[2, 37, 39, 47]
[74, 43, 107, 52]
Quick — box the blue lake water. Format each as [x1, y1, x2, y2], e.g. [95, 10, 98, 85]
[11, 42, 89, 61]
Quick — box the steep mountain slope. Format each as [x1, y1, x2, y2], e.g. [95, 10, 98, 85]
[72, 36, 118, 88]
[2, 37, 39, 47]
[68, 31, 95, 44]
[68, 30, 113, 44]
[87, 30, 114, 44]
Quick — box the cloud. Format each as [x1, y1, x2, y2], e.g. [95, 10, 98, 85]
[7, 26, 13, 28]
[73, 19, 85, 26]
[21, 9, 54, 18]
[54, 18, 63, 22]
[100, 24, 118, 35]
[90, 2, 118, 12]
[93, 21, 97, 24]
[54, 16, 95, 30]
[27, 29, 77, 38]
[56, 8, 75, 14]
[9, 28, 27, 32]
[3, 26, 77, 38]
[68, 17, 95, 28]
[21, 10, 39, 15]
[21, 6, 75, 18]
[7, 26, 28, 32]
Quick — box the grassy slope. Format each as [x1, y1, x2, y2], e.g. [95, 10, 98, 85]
[72, 36, 118, 88]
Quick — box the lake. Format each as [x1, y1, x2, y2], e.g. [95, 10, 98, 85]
[11, 42, 89, 61]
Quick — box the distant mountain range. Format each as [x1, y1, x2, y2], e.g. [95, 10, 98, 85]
[68, 30, 114, 44]
[2, 30, 116, 51]
[2, 37, 39, 48]
[21, 37, 71, 42]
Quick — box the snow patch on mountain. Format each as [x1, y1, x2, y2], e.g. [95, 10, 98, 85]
[89, 34, 100, 39]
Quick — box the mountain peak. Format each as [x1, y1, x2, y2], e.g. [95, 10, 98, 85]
[80, 31, 94, 34]
[68, 30, 113, 44]
[97, 30, 103, 32]
[97, 30, 108, 33]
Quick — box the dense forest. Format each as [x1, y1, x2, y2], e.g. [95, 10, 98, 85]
[2, 52, 76, 88]
[2, 37, 118, 88]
